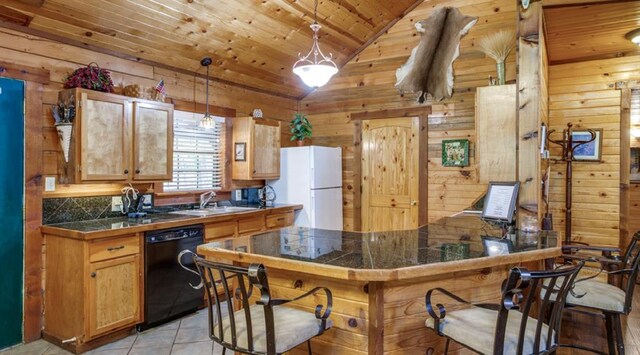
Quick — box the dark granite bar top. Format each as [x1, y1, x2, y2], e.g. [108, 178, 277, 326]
[203, 215, 558, 270]
[41, 204, 302, 239]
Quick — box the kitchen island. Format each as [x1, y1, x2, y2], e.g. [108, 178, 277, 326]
[197, 215, 560, 355]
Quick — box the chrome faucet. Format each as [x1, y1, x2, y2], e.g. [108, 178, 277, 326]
[199, 191, 217, 209]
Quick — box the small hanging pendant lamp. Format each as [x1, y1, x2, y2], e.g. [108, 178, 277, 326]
[292, 0, 338, 88]
[199, 57, 216, 129]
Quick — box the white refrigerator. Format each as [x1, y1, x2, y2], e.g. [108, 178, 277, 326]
[268, 146, 343, 230]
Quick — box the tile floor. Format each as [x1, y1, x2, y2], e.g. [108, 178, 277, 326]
[0, 309, 225, 355]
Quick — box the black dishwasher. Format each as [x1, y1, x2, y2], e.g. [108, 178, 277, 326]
[139, 225, 204, 331]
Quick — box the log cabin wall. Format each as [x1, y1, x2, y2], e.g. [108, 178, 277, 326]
[301, 0, 518, 230]
[547, 56, 633, 246]
[0, 27, 297, 200]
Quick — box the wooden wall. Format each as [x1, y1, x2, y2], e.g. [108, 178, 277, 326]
[301, 0, 518, 230]
[548, 56, 635, 246]
[0, 27, 297, 200]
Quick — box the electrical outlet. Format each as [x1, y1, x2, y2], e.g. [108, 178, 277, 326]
[234, 190, 242, 200]
[111, 196, 123, 212]
[44, 177, 56, 192]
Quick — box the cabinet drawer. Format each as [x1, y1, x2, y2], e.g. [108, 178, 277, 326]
[237, 216, 265, 235]
[89, 236, 140, 263]
[205, 221, 237, 241]
[266, 211, 294, 229]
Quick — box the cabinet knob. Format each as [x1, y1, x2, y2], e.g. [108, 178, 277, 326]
[124, 169, 129, 174]
[90, 272, 96, 278]
[135, 169, 140, 174]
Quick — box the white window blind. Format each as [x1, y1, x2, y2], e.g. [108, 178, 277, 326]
[164, 111, 225, 191]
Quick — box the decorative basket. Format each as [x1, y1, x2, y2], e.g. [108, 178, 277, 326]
[55, 122, 73, 163]
[123, 85, 165, 102]
[63, 62, 114, 93]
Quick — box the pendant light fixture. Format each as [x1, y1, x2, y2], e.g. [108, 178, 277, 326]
[292, 0, 338, 88]
[199, 57, 215, 129]
[626, 28, 640, 45]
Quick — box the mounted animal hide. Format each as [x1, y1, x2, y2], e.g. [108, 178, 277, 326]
[395, 7, 477, 103]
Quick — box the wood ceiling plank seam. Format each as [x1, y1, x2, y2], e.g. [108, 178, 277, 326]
[46, 0, 312, 80]
[0, 27, 154, 78]
[27, 14, 302, 89]
[0, 23, 303, 100]
[152, 0, 356, 54]
[272, 0, 372, 45]
[26, 18, 302, 96]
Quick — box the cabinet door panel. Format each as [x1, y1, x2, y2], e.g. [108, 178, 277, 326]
[133, 102, 173, 181]
[81, 93, 130, 181]
[88, 255, 141, 338]
[252, 121, 280, 178]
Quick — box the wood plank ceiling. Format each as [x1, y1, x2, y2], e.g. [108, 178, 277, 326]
[544, 1, 640, 64]
[0, 0, 421, 99]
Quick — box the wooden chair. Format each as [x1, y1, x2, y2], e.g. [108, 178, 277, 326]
[193, 256, 333, 355]
[556, 231, 640, 354]
[425, 262, 584, 354]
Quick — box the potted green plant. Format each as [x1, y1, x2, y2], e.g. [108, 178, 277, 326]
[289, 113, 312, 146]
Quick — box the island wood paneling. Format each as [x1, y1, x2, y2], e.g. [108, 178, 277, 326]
[301, 0, 518, 229]
[0, 27, 297, 199]
[548, 56, 633, 247]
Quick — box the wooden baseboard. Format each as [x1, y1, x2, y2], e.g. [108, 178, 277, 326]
[42, 327, 135, 354]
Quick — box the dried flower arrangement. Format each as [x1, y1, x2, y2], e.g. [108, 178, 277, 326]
[477, 30, 516, 85]
[63, 62, 114, 92]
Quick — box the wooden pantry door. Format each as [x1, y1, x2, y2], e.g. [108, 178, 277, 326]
[361, 117, 420, 232]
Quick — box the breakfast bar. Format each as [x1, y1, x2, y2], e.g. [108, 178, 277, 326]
[197, 215, 560, 354]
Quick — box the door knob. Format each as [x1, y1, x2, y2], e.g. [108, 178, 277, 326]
[90, 272, 96, 278]
[124, 169, 129, 174]
[135, 169, 140, 174]
[411, 200, 417, 206]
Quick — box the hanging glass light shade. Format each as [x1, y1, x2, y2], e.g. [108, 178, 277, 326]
[199, 57, 216, 129]
[292, 0, 338, 88]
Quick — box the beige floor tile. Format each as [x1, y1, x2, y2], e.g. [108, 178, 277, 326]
[179, 311, 209, 330]
[90, 334, 137, 352]
[128, 346, 172, 355]
[133, 329, 177, 349]
[42, 345, 73, 355]
[0, 340, 52, 355]
[174, 326, 211, 344]
[84, 348, 130, 355]
[170, 341, 213, 355]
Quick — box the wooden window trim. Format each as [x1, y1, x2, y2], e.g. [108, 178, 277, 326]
[153, 99, 236, 204]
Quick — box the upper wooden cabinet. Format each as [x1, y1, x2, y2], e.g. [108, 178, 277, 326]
[232, 116, 280, 180]
[59, 88, 174, 183]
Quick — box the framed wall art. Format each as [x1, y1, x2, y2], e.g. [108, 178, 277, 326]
[571, 129, 602, 161]
[442, 139, 469, 167]
[234, 142, 246, 161]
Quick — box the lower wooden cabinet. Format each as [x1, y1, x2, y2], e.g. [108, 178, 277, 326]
[43, 234, 142, 351]
[88, 254, 141, 338]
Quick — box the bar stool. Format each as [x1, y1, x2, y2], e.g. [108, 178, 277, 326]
[555, 231, 640, 354]
[193, 256, 333, 355]
[425, 262, 584, 354]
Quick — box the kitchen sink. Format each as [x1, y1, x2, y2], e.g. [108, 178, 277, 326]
[169, 206, 259, 217]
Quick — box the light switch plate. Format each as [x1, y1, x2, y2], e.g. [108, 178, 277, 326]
[111, 196, 123, 212]
[44, 177, 56, 192]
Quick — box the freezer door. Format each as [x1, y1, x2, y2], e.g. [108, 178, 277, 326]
[310, 188, 343, 230]
[310, 146, 342, 189]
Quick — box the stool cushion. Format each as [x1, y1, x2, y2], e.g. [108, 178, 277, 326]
[425, 306, 555, 354]
[545, 278, 626, 313]
[211, 304, 332, 353]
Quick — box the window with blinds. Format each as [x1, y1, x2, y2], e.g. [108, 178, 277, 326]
[164, 111, 225, 191]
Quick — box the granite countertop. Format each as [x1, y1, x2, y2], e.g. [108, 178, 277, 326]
[41, 204, 302, 239]
[198, 215, 560, 281]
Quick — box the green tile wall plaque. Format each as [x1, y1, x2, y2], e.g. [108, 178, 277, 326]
[442, 139, 469, 167]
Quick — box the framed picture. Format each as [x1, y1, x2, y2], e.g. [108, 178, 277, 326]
[481, 181, 520, 223]
[234, 142, 246, 161]
[442, 139, 469, 167]
[570, 129, 602, 162]
[482, 236, 514, 256]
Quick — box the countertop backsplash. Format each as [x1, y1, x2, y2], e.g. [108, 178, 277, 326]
[42, 196, 253, 224]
